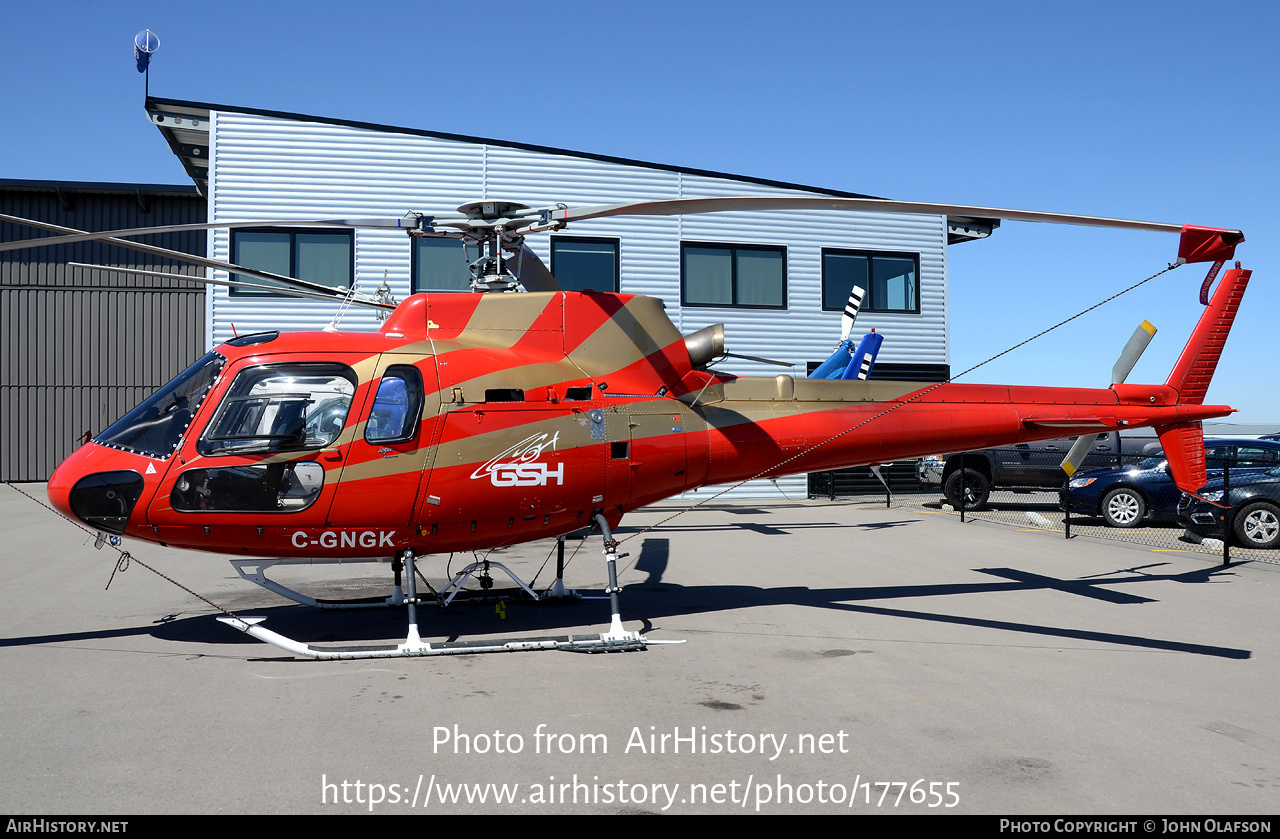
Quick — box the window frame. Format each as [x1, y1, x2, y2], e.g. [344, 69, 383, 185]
[411, 236, 477, 294]
[549, 235, 621, 293]
[364, 364, 426, 445]
[229, 228, 355, 297]
[820, 248, 921, 315]
[680, 241, 787, 310]
[94, 350, 226, 460]
[169, 461, 327, 514]
[196, 362, 359, 456]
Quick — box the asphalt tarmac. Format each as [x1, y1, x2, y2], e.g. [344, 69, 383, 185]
[1, 483, 1276, 815]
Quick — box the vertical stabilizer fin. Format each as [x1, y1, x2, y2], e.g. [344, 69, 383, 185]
[1165, 266, 1251, 405]
[1155, 421, 1208, 493]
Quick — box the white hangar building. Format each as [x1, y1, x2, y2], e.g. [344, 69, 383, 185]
[146, 96, 995, 497]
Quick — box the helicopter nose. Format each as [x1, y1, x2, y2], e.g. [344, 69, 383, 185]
[66, 471, 145, 535]
[46, 453, 80, 519]
[47, 448, 146, 535]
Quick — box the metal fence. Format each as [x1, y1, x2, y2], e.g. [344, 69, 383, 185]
[809, 451, 1280, 567]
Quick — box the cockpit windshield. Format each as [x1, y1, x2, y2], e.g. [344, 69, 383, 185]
[197, 363, 356, 456]
[95, 351, 226, 459]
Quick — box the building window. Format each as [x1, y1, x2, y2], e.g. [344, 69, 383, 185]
[681, 243, 785, 308]
[550, 237, 619, 293]
[822, 250, 919, 313]
[413, 237, 475, 293]
[230, 230, 353, 296]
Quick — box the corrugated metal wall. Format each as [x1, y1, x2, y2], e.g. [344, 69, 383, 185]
[205, 111, 950, 497]
[0, 184, 206, 481]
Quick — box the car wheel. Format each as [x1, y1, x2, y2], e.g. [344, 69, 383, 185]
[944, 468, 990, 511]
[1232, 501, 1280, 549]
[1101, 487, 1146, 528]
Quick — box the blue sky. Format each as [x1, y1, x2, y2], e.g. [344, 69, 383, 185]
[3, 1, 1278, 423]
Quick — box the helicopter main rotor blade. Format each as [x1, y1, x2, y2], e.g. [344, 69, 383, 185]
[0, 214, 387, 305]
[541, 196, 1203, 235]
[67, 263, 394, 310]
[0, 214, 435, 254]
[502, 243, 560, 293]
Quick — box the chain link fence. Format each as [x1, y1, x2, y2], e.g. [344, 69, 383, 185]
[808, 451, 1280, 567]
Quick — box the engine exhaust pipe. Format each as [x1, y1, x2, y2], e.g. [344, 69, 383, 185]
[684, 323, 724, 368]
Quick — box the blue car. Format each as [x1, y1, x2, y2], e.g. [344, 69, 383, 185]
[1061, 439, 1280, 528]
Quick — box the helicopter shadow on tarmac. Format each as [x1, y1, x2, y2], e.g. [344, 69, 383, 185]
[0, 531, 1250, 660]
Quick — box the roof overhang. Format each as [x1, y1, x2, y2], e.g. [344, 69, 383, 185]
[143, 96, 998, 246]
[146, 102, 210, 195]
[947, 215, 999, 244]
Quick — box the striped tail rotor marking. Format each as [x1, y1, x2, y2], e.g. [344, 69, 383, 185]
[841, 286, 865, 342]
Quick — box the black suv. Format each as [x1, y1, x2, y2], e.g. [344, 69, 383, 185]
[917, 432, 1127, 511]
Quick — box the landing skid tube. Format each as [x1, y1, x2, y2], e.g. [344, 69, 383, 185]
[218, 533, 681, 660]
[215, 615, 659, 659]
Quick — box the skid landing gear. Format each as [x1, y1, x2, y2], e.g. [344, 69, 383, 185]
[439, 556, 539, 606]
[230, 557, 408, 609]
[593, 513, 645, 645]
[217, 525, 680, 660]
[542, 535, 580, 600]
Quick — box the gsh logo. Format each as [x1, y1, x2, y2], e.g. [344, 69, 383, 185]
[471, 432, 566, 487]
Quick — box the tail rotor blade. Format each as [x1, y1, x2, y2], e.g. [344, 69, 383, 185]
[1112, 320, 1157, 385]
[840, 285, 866, 342]
[1060, 433, 1098, 478]
[1065, 319, 1158, 476]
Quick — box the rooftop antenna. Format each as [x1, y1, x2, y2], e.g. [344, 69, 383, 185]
[134, 30, 159, 97]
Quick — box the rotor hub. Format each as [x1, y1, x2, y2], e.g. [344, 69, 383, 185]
[456, 199, 535, 225]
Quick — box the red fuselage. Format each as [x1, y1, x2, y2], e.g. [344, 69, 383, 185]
[47, 286, 1238, 558]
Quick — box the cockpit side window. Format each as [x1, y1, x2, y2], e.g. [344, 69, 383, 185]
[197, 363, 357, 456]
[170, 462, 325, 513]
[95, 351, 226, 460]
[365, 365, 425, 444]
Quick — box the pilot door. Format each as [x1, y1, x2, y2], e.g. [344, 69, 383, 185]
[327, 355, 443, 526]
[150, 357, 368, 533]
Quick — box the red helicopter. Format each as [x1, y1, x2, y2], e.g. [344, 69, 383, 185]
[2, 196, 1249, 658]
